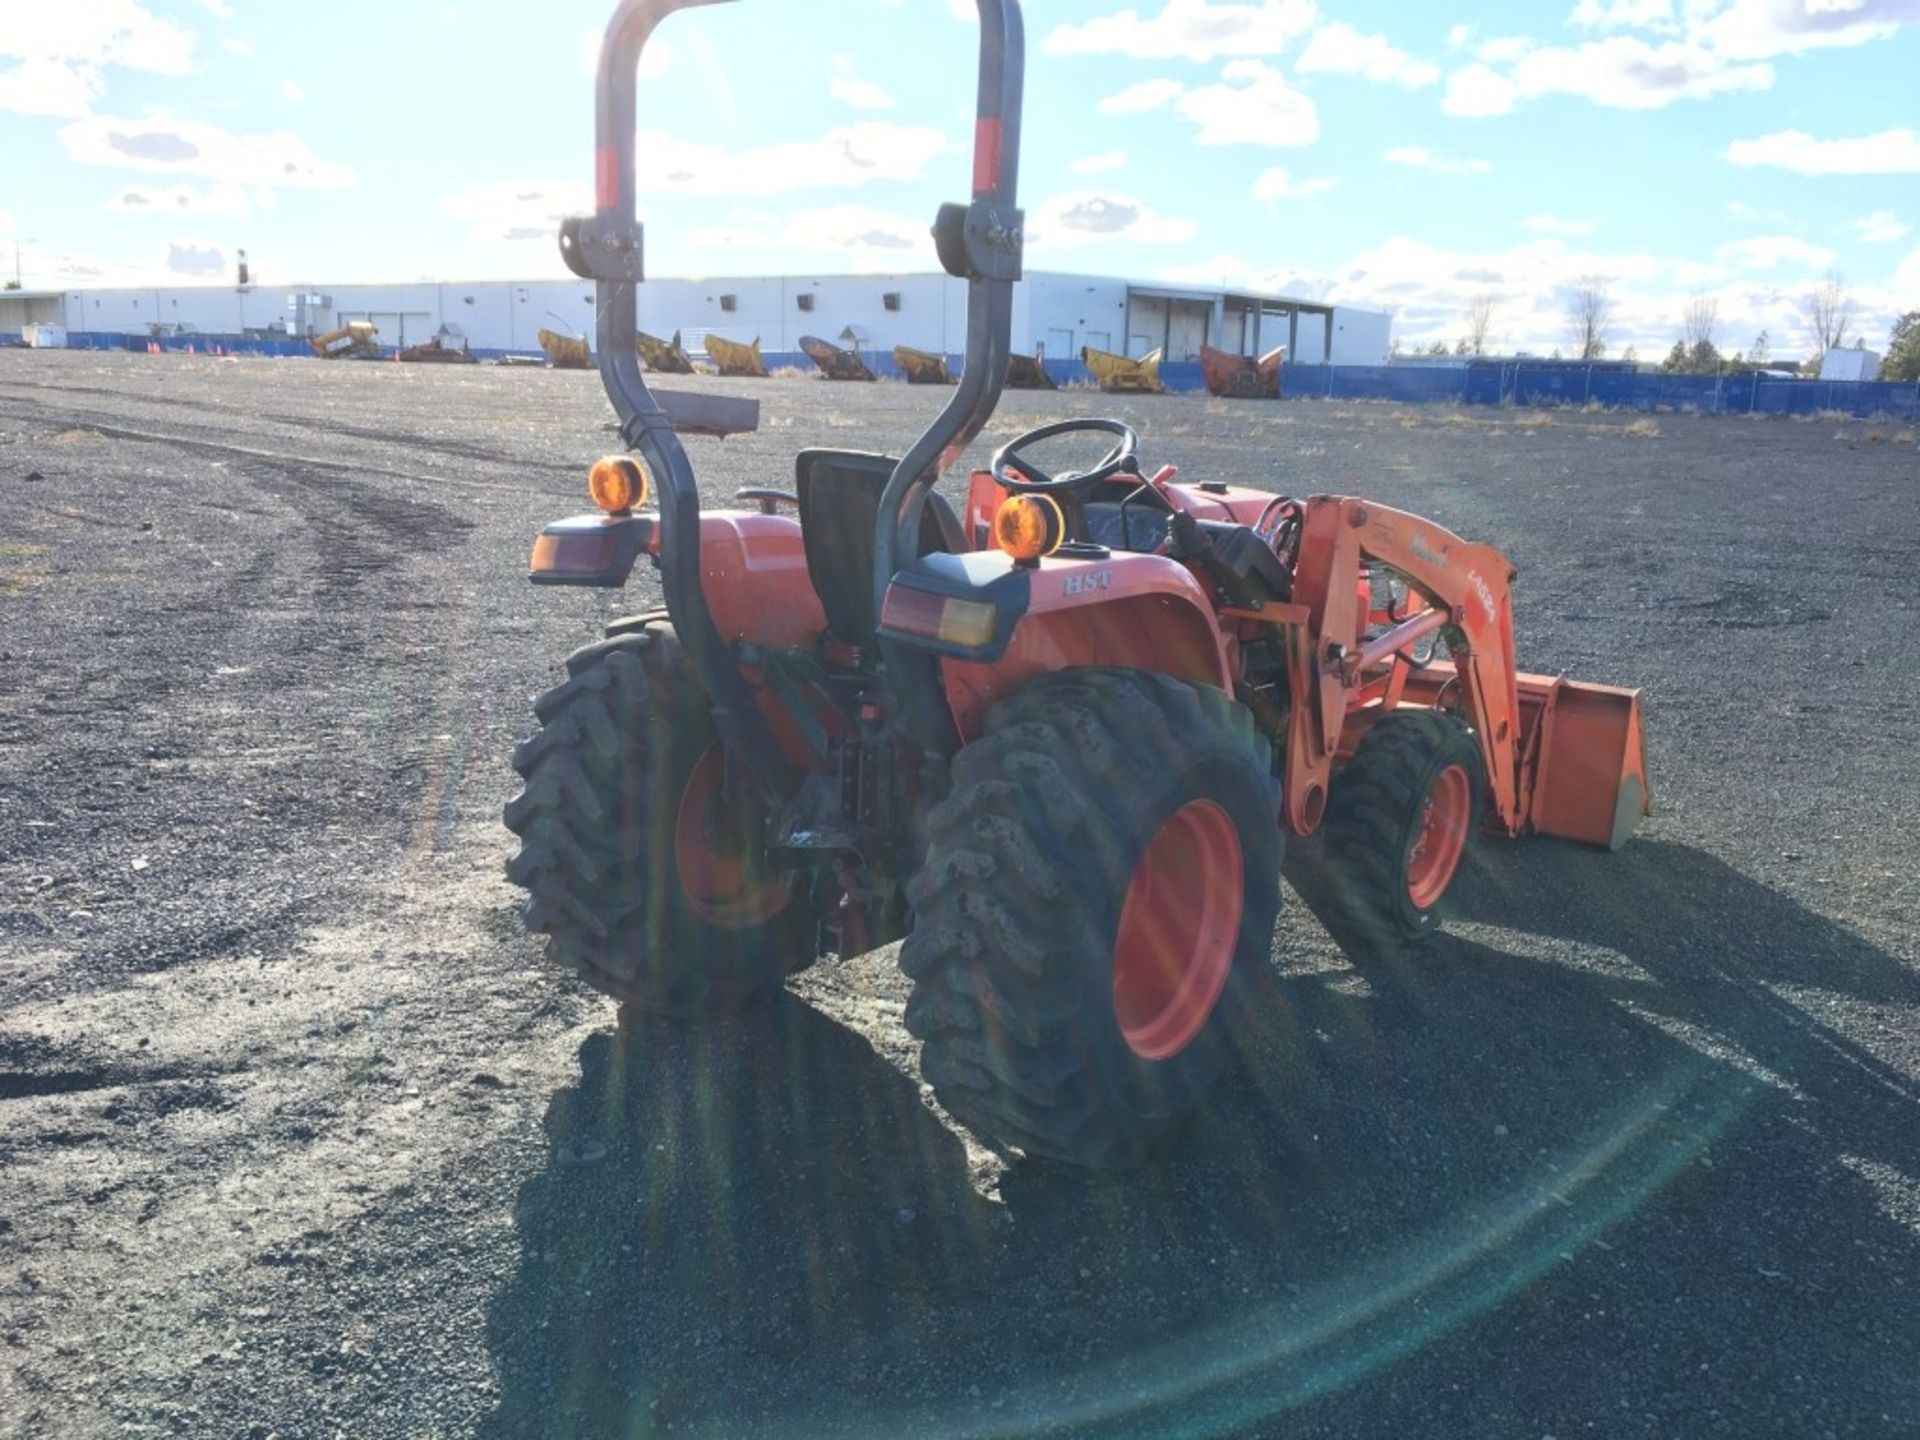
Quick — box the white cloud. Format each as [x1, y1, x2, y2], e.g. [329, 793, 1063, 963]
[167, 241, 225, 277]
[448, 123, 949, 232]
[688, 205, 931, 270]
[1475, 35, 1536, 63]
[633, 122, 947, 194]
[1070, 149, 1128, 174]
[1692, 0, 1919, 60]
[1157, 253, 1327, 295]
[1442, 63, 1519, 116]
[442, 180, 589, 245]
[281, 78, 305, 101]
[1179, 60, 1317, 144]
[111, 181, 251, 217]
[1894, 245, 1920, 297]
[200, 0, 234, 17]
[1043, 0, 1318, 62]
[1852, 210, 1911, 244]
[1446, 22, 1474, 48]
[1445, 1, 1914, 119]
[1, 5, 196, 73]
[1097, 78, 1184, 114]
[1027, 190, 1197, 250]
[1717, 234, 1835, 269]
[1570, 0, 1677, 31]
[1569, 0, 1917, 57]
[1296, 22, 1440, 87]
[1383, 145, 1492, 175]
[1101, 60, 1317, 146]
[0, 57, 102, 117]
[1725, 127, 1920, 175]
[1525, 214, 1598, 236]
[1451, 37, 1772, 114]
[1323, 231, 1920, 357]
[0, 2, 197, 116]
[221, 37, 253, 57]
[830, 55, 895, 111]
[1252, 166, 1337, 199]
[1322, 234, 1730, 354]
[61, 113, 358, 189]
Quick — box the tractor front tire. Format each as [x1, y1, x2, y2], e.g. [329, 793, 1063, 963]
[504, 623, 816, 1017]
[901, 671, 1282, 1168]
[1294, 708, 1485, 956]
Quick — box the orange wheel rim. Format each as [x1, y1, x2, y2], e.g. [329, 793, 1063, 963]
[674, 742, 790, 930]
[1406, 763, 1471, 909]
[1111, 799, 1243, 1061]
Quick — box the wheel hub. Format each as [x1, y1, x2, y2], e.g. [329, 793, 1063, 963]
[1406, 762, 1472, 909]
[1111, 799, 1243, 1061]
[674, 741, 791, 930]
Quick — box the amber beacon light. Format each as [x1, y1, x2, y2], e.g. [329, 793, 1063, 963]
[588, 454, 650, 514]
[991, 493, 1065, 563]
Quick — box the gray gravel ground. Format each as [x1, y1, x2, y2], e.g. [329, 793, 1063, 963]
[1, 350, 1916, 1439]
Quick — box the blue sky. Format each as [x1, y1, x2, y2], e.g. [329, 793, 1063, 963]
[3, 0, 1916, 357]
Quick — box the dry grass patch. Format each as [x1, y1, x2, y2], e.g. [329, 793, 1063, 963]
[1622, 418, 1661, 438]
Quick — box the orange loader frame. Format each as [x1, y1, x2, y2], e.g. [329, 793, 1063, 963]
[941, 471, 1650, 854]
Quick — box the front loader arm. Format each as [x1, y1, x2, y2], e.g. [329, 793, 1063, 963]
[1289, 496, 1527, 835]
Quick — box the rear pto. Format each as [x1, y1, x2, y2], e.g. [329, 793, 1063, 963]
[506, 0, 1650, 1167]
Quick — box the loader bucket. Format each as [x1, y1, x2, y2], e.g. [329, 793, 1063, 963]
[1518, 674, 1650, 850]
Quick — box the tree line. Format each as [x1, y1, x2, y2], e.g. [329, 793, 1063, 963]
[1400, 274, 1920, 383]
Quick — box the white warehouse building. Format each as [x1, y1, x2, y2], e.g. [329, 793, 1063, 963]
[2, 270, 1391, 371]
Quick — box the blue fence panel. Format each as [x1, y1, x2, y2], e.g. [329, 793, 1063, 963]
[23, 331, 1919, 419]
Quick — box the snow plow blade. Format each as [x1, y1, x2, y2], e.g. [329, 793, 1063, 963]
[637, 329, 695, 374]
[1201, 343, 1284, 398]
[1006, 351, 1055, 389]
[800, 334, 875, 381]
[1082, 344, 1163, 394]
[538, 329, 592, 370]
[1517, 675, 1650, 850]
[893, 344, 954, 385]
[703, 333, 768, 378]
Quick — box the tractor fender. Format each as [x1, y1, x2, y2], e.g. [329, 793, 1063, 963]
[692, 511, 828, 648]
[940, 552, 1233, 744]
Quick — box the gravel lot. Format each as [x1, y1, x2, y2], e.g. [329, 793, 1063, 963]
[2, 350, 1916, 1439]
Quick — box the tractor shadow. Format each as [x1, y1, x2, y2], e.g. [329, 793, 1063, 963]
[481, 840, 1920, 1439]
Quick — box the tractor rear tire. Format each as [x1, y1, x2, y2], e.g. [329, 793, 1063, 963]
[1294, 708, 1485, 955]
[901, 670, 1282, 1168]
[503, 622, 816, 1017]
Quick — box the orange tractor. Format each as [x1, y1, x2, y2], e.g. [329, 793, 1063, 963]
[508, 0, 1650, 1167]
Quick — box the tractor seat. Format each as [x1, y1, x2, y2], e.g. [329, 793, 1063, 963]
[795, 449, 964, 649]
[1082, 500, 1173, 553]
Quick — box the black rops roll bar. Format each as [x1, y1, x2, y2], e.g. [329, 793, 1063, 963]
[560, 0, 1027, 804]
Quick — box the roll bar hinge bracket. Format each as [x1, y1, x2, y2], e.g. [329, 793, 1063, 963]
[932, 200, 1024, 282]
[559, 215, 646, 283]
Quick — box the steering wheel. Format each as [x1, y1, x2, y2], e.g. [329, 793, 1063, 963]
[991, 418, 1140, 495]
